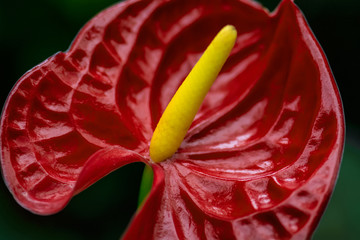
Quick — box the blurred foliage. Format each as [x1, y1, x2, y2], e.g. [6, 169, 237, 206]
[0, 0, 359, 239]
[314, 130, 360, 239]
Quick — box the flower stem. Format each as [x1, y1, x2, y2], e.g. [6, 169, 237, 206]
[137, 165, 153, 207]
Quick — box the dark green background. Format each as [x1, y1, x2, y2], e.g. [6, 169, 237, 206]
[0, 0, 359, 239]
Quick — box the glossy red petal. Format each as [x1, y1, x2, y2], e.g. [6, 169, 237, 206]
[1, 0, 343, 239]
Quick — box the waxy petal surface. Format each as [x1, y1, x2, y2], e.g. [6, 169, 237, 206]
[124, 0, 343, 238]
[1, 0, 343, 239]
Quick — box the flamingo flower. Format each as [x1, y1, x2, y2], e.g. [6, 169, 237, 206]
[1, 0, 344, 239]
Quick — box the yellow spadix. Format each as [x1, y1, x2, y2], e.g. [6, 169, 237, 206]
[150, 25, 237, 163]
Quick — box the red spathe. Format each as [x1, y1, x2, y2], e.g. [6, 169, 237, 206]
[0, 0, 344, 239]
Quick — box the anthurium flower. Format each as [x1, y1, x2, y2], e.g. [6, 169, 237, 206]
[0, 0, 344, 239]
